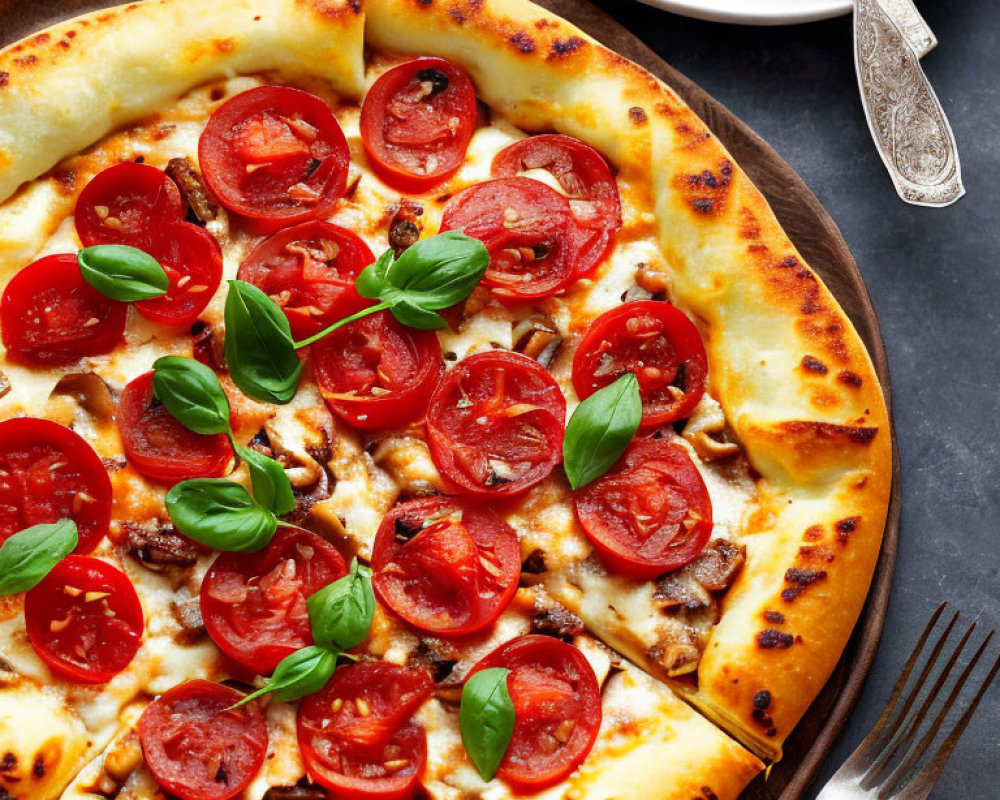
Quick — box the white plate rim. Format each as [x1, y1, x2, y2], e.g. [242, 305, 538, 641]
[634, 0, 853, 25]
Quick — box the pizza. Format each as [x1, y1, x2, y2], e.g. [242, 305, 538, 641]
[0, 1, 892, 799]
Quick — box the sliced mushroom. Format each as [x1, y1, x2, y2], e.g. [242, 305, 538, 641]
[513, 314, 563, 368]
[531, 602, 584, 641]
[653, 571, 713, 611]
[166, 156, 218, 224]
[121, 522, 199, 572]
[649, 627, 702, 678]
[681, 393, 741, 461]
[45, 371, 116, 424]
[689, 538, 746, 592]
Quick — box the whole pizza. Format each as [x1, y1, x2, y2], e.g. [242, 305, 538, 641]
[0, 2, 892, 799]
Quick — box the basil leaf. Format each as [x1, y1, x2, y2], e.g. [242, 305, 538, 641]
[231, 646, 338, 707]
[307, 558, 375, 652]
[563, 372, 642, 490]
[356, 249, 395, 299]
[152, 356, 232, 436]
[0, 520, 78, 597]
[385, 230, 489, 310]
[224, 280, 302, 404]
[460, 667, 515, 782]
[165, 478, 276, 552]
[239, 447, 296, 517]
[384, 296, 447, 331]
[78, 244, 169, 301]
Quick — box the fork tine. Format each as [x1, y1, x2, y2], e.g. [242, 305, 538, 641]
[845, 603, 950, 772]
[861, 616, 977, 789]
[890, 643, 1000, 800]
[878, 630, 995, 799]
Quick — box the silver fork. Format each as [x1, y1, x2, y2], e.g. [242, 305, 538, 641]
[816, 603, 1000, 800]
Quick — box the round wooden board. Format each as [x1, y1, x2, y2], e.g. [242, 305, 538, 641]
[0, 2, 901, 798]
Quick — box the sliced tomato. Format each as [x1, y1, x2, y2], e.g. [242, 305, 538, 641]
[371, 497, 520, 636]
[237, 221, 374, 339]
[75, 162, 184, 248]
[439, 177, 580, 300]
[0, 417, 111, 554]
[312, 310, 443, 430]
[297, 661, 433, 800]
[467, 635, 601, 790]
[199, 85, 350, 225]
[0, 253, 127, 366]
[117, 371, 232, 485]
[426, 350, 565, 497]
[138, 679, 268, 800]
[572, 301, 708, 431]
[492, 134, 621, 278]
[200, 526, 347, 674]
[574, 437, 712, 578]
[360, 57, 478, 193]
[133, 222, 224, 326]
[24, 555, 143, 683]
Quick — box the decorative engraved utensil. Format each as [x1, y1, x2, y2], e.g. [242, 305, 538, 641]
[878, 0, 937, 56]
[853, 0, 964, 207]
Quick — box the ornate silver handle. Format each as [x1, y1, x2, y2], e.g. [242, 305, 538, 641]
[854, 0, 964, 207]
[879, 0, 937, 57]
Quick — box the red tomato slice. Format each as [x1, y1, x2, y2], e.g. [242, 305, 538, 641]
[426, 350, 565, 498]
[134, 221, 224, 326]
[492, 134, 622, 278]
[199, 85, 350, 225]
[574, 437, 713, 578]
[467, 635, 601, 791]
[0, 253, 127, 366]
[200, 526, 347, 674]
[439, 177, 580, 300]
[572, 300, 708, 432]
[360, 58, 478, 193]
[312, 310, 443, 430]
[24, 555, 143, 683]
[117, 371, 232, 485]
[75, 162, 184, 248]
[371, 497, 520, 636]
[138, 679, 268, 800]
[297, 661, 433, 800]
[0, 417, 111, 554]
[237, 221, 374, 339]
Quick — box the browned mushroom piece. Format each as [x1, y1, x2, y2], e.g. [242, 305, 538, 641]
[531, 602, 585, 642]
[121, 522, 200, 572]
[45, 371, 117, 424]
[689, 538, 746, 592]
[387, 199, 424, 257]
[165, 156, 218, 224]
[262, 787, 329, 800]
[512, 313, 563, 368]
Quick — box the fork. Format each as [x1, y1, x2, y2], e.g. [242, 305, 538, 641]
[816, 603, 1000, 800]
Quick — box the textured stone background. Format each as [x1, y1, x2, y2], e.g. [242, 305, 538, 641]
[589, 1, 1000, 796]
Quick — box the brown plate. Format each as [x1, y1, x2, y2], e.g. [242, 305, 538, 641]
[0, 2, 900, 798]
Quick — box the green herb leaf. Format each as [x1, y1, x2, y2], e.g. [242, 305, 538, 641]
[231, 646, 338, 708]
[460, 667, 515, 782]
[239, 447, 296, 517]
[383, 230, 489, 310]
[383, 296, 448, 331]
[165, 478, 276, 552]
[356, 249, 395, 299]
[224, 280, 303, 405]
[563, 372, 642, 490]
[152, 356, 232, 436]
[0, 520, 78, 597]
[78, 244, 169, 301]
[307, 558, 375, 652]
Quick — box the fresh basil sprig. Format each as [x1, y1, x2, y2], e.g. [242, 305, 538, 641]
[231, 645, 339, 708]
[78, 244, 169, 302]
[563, 373, 642, 490]
[224, 280, 303, 405]
[0, 520, 78, 597]
[460, 667, 515, 782]
[307, 558, 376, 652]
[223, 232, 488, 402]
[165, 478, 276, 552]
[239, 446, 296, 517]
[152, 356, 231, 435]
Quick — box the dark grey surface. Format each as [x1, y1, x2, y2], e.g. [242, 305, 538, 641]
[588, 0, 1000, 796]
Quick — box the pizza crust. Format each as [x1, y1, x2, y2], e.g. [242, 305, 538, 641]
[0, 0, 892, 781]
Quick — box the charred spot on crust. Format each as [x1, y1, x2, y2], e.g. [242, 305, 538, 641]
[629, 106, 648, 125]
[782, 567, 828, 601]
[0, 753, 15, 772]
[548, 36, 585, 59]
[801, 355, 829, 374]
[32, 754, 45, 779]
[677, 160, 733, 215]
[698, 790, 720, 800]
[763, 609, 786, 624]
[348, 0, 361, 11]
[836, 516, 860, 543]
[838, 370, 864, 387]
[753, 689, 772, 709]
[510, 31, 536, 53]
[756, 629, 794, 649]
[803, 524, 824, 542]
[0, 72, 8, 87]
